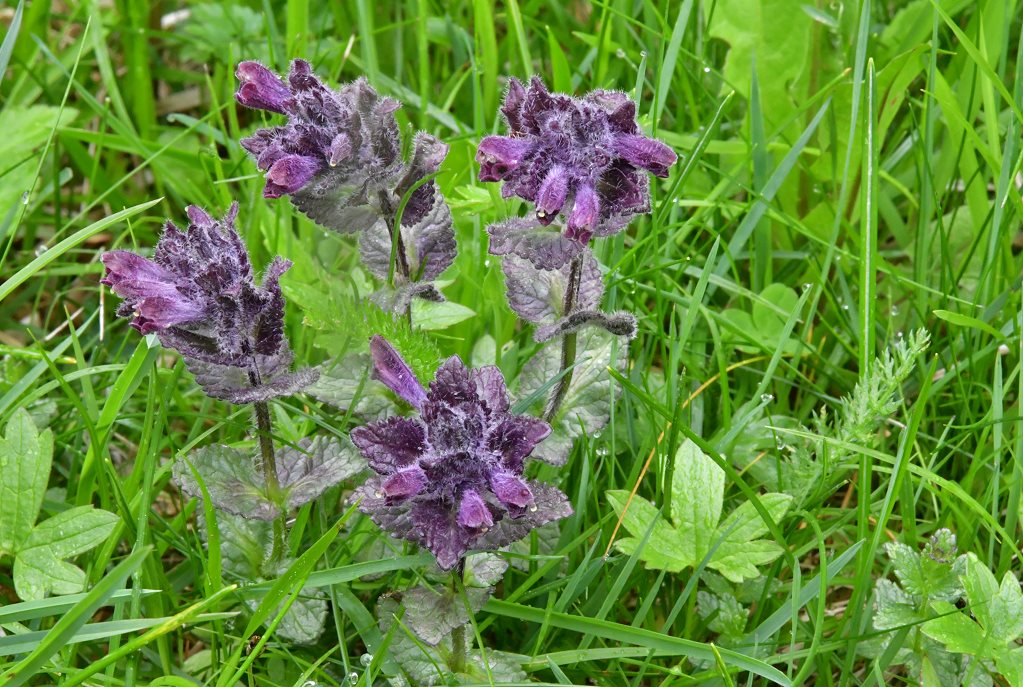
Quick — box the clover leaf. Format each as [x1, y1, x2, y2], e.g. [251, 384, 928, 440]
[0, 409, 119, 600]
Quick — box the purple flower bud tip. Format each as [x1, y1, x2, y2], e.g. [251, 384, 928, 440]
[490, 472, 534, 509]
[535, 166, 569, 225]
[382, 468, 428, 499]
[369, 335, 428, 409]
[477, 75, 678, 237]
[476, 136, 530, 182]
[566, 183, 599, 242]
[457, 490, 494, 529]
[264, 155, 321, 198]
[354, 337, 567, 569]
[235, 61, 292, 115]
[614, 134, 678, 178]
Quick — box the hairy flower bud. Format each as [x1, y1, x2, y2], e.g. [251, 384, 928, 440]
[235, 59, 450, 237]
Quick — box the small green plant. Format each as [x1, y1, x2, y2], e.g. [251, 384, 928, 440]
[0, 409, 118, 600]
[607, 438, 792, 582]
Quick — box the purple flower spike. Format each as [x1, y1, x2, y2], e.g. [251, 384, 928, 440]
[476, 76, 678, 241]
[352, 338, 571, 570]
[101, 203, 317, 404]
[236, 60, 451, 241]
[235, 61, 292, 115]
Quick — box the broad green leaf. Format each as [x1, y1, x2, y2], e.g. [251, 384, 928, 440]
[752, 284, 800, 343]
[705, 0, 811, 131]
[962, 554, 1023, 644]
[713, 492, 792, 546]
[671, 439, 724, 565]
[607, 446, 789, 580]
[0, 409, 51, 554]
[607, 490, 689, 571]
[411, 299, 476, 330]
[708, 540, 786, 583]
[0, 106, 77, 217]
[923, 601, 996, 658]
[995, 647, 1023, 687]
[709, 492, 792, 582]
[22, 506, 118, 559]
[13, 553, 85, 601]
[697, 591, 747, 639]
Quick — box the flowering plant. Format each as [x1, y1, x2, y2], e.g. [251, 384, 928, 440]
[352, 336, 572, 570]
[235, 60, 455, 317]
[101, 202, 316, 403]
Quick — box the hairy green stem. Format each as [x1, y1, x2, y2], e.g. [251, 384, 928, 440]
[252, 395, 286, 570]
[449, 624, 466, 674]
[380, 190, 413, 326]
[449, 565, 467, 674]
[543, 253, 584, 423]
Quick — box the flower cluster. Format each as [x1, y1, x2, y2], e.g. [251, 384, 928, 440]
[477, 77, 676, 347]
[478, 76, 676, 243]
[101, 203, 316, 403]
[235, 60, 456, 310]
[351, 337, 572, 569]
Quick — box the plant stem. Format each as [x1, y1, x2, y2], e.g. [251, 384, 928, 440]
[379, 190, 413, 326]
[251, 388, 286, 569]
[543, 253, 584, 423]
[449, 565, 466, 674]
[449, 624, 466, 674]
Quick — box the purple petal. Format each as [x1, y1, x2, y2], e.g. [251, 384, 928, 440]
[235, 61, 292, 115]
[566, 183, 600, 242]
[100, 251, 180, 300]
[535, 166, 569, 225]
[490, 472, 534, 510]
[134, 296, 205, 333]
[476, 136, 532, 182]
[614, 134, 677, 178]
[381, 467, 428, 499]
[411, 499, 470, 570]
[369, 336, 428, 409]
[488, 416, 551, 471]
[350, 416, 427, 473]
[265, 155, 321, 197]
[457, 489, 494, 529]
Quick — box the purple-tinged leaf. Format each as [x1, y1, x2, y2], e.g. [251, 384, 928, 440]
[487, 218, 584, 271]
